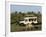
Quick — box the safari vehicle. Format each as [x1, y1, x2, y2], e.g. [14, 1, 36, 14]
[19, 15, 38, 26]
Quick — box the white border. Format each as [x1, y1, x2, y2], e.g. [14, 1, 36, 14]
[6, 1, 46, 37]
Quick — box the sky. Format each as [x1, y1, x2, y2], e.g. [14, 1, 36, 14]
[10, 5, 42, 13]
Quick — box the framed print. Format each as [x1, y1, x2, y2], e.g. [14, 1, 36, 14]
[5, 1, 46, 37]
[11, 3, 42, 32]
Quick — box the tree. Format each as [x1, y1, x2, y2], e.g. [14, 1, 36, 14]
[19, 12, 22, 14]
[15, 11, 17, 14]
[27, 12, 31, 14]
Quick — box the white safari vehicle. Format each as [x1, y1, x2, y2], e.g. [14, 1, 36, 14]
[19, 15, 38, 25]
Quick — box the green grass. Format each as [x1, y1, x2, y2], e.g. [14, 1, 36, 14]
[11, 23, 26, 32]
[11, 23, 42, 32]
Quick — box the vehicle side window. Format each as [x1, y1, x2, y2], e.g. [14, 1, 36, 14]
[34, 19, 36, 21]
[29, 19, 32, 21]
[25, 19, 28, 22]
[29, 19, 33, 21]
